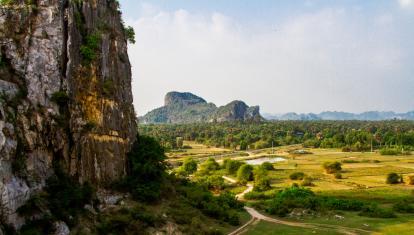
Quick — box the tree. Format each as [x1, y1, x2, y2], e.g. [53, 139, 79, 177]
[322, 162, 342, 174]
[289, 172, 305, 180]
[199, 158, 220, 175]
[253, 167, 271, 191]
[206, 175, 225, 190]
[176, 137, 184, 149]
[124, 26, 136, 44]
[224, 159, 244, 175]
[386, 173, 401, 184]
[124, 135, 167, 202]
[182, 157, 198, 175]
[237, 164, 253, 183]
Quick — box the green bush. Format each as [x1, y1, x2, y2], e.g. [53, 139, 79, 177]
[322, 161, 342, 174]
[97, 206, 163, 234]
[261, 162, 274, 170]
[0, 0, 14, 6]
[244, 191, 274, 200]
[320, 198, 365, 211]
[181, 157, 198, 175]
[386, 173, 401, 184]
[199, 158, 220, 175]
[102, 79, 114, 96]
[359, 205, 396, 218]
[253, 167, 271, 192]
[266, 186, 371, 217]
[51, 91, 69, 107]
[334, 172, 342, 179]
[341, 159, 360, 163]
[118, 135, 167, 202]
[224, 159, 244, 175]
[289, 172, 305, 180]
[17, 165, 95, 230]
[80, 32, 101, 63]
[393, 201, 414, 213]
[177, 182, 243, 225]
[380, 148, 402, 155]
[237, 164, 253, 183]
[124, 26, 136, 44]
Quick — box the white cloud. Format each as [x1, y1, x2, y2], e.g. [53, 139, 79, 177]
[398, 0, 414, 8]
[126, 4, 414, 115]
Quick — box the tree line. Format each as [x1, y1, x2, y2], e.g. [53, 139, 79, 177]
[139, 120, 414, 152]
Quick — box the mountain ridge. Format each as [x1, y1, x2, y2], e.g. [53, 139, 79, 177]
[263, 111, 414, 121]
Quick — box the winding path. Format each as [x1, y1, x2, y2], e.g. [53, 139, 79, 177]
[223, 177, 372, 235]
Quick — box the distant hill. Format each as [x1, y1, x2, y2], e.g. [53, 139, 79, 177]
[141, 92, 263, 124]
[264, 111, 414, 121]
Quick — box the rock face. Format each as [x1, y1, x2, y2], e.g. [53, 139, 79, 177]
[0, 0, 136, 228]
[141, 92, 262, 124]
[164, 91, 207, 106]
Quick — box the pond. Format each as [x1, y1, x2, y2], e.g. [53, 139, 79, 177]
[244, 157, 286, 165]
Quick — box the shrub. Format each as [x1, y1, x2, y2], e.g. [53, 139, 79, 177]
[253, 167, 271, 192]
[320, 198, 365, 211]
[205, 175, 225, 190]
[120, 135, 167, 202]
[359, 205, 396, 218]
[289, 172, 305, 180]
[51, 91, 69, 107]
[322, 162, 342, 174]
[177, 183, 243, 225]
[334, 173, 342, 179]
[380, 148, 402, 155]
[386, 173, 401, 184]
[224, 159, 244, 175]
[261, 162, 274, 170]
[80, 32, 101, 63]
[182, 157, 198, 175]
[244, 191, 271, 200]
[199, 158, 220, 175]
[341, 159, 360, 163]
[0, 0, 14, 6]
[124, 26, 136, 44]
[393, 201, 414, 213]
[266, 186, 317, 217]
[17, 164, 95, 229]
[102, 79, 114, 96]
[237, 164, 253, 183]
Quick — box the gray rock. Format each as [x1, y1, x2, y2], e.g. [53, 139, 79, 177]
[0, 0, 137, 228]
[53, 221, 70, 235]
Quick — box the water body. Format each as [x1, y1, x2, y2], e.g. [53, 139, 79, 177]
[245, 157, 286, 165]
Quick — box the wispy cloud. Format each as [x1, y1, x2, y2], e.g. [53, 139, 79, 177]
[398, 0, 414, 8]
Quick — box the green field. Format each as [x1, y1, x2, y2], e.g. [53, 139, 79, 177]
[168, 141, 414, 234]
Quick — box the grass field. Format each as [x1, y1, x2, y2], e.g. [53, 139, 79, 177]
[167, 142, 414, 234]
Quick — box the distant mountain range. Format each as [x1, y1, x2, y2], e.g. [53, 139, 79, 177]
[140, 92, 263, 124]
[263, 111, 414, 121]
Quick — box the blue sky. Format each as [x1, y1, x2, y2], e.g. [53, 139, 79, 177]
[119, 0, 414, 115]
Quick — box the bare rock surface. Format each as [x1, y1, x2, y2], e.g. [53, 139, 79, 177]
[0, 0, 136, 228]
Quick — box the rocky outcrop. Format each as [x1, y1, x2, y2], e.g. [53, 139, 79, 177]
[141, 92, 262, 124]
[0, 0, 136, 228]
[164, 91, 207, 106]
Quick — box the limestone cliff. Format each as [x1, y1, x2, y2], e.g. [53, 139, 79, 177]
[141, 92, 263, 124]
[0, 0, 136, 228]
